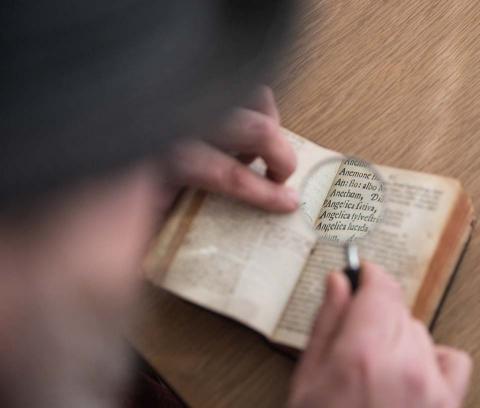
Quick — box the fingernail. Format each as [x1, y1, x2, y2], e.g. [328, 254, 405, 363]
[284, 188, 299, 209]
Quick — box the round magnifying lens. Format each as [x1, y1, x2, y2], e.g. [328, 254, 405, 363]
[300, 156, 386, 291]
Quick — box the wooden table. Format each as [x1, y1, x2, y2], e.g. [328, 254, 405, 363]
[129, 1, 480, 406]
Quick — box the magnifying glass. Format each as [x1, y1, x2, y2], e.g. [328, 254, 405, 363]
[300, 157, 386, 291]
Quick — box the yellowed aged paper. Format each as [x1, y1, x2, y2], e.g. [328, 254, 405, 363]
[151, 129, 339, 336]
[272, 166, 460, 349]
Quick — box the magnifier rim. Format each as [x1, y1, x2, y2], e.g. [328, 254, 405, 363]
[299, 155, 388, 242]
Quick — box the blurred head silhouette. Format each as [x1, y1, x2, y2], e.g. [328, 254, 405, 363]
[0, 1, 294, 407]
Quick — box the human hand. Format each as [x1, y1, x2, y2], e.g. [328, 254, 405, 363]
[289, 263, 472, 408]
[162, 86, 298, 212]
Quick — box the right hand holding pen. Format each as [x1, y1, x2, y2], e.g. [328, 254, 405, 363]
[289, 263, 472, 408]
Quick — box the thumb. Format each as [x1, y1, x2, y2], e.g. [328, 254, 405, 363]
[436, 345, 472, 403]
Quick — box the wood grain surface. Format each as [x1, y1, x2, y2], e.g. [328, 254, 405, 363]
[128, 1, 480, 406]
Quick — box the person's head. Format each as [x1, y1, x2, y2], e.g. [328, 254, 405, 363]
[0, 1, 294, 406]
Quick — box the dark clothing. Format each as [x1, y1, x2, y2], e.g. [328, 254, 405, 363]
[1, 0, 293, 209]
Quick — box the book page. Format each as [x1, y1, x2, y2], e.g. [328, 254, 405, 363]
[273, 165, 461, 349]
[152, 129, 340, 336]
[314, 159, 384, 241]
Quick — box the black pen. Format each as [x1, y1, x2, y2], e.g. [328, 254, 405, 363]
[345, 244, 360, 292]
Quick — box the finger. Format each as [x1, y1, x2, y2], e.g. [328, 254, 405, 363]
[339, 262, 407, 346]
[303, 272, 351, 363]
[245, 85, 280, 123]
[436, 346, 472, 401]
[359, 261, 405, 303]
[211, 108, 297, 183]
[170, 140, 299, 212]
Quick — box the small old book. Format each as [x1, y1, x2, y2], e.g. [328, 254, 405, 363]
[144, 129, 475, 350]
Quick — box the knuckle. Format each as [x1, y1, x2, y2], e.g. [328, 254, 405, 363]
[365, 263, 404, 301]
[351, 345, 375, 378]
[208, 163, 228, 188]
[451, 349, 473, 378]
[240, 113, 276, 152]
[252, 115, 278, 141]
[337, 338, 376, 382]
[402, 362, 429, 396]
[412, 319, 429, 337]
[227, 163, 250, 192]
[260, 85, 275, 103]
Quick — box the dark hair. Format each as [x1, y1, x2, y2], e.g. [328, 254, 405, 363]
[1, 0, 294, 208]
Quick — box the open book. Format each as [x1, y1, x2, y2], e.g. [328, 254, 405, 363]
[144, 129, 474, 350]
